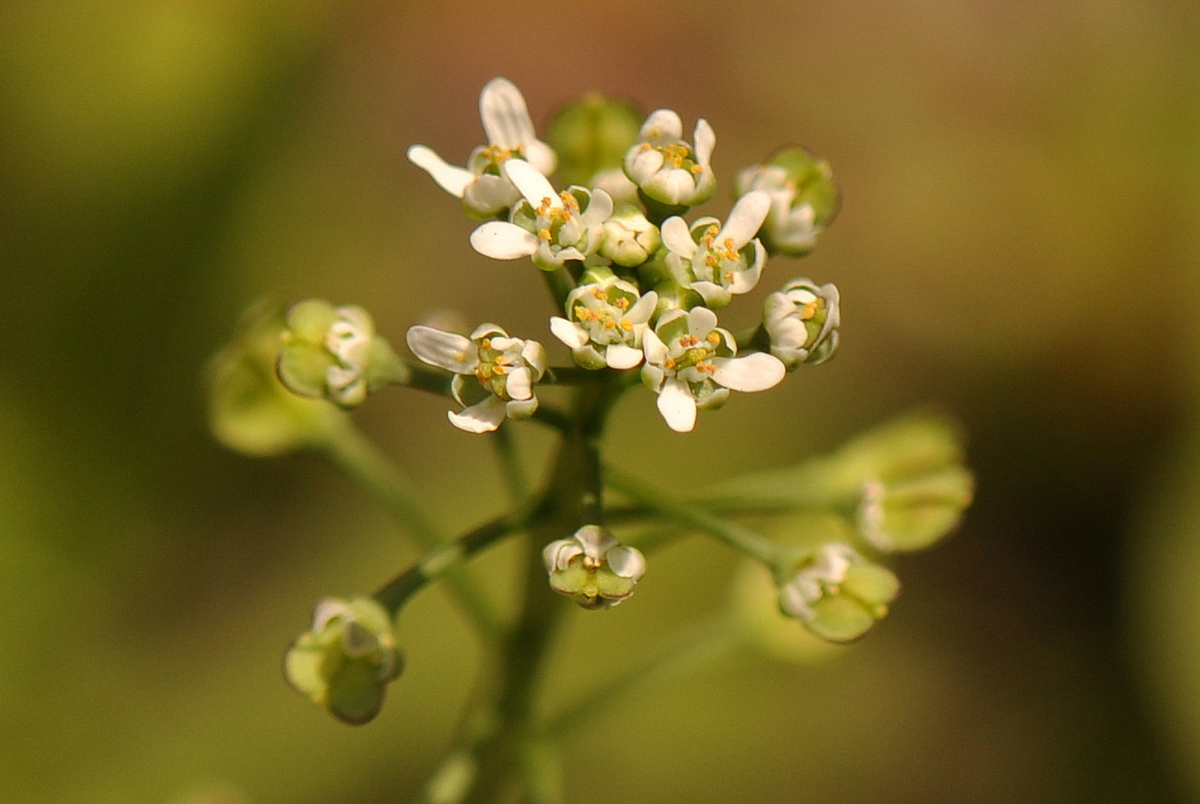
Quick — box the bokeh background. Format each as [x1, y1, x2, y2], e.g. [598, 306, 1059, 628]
[3, 1, 1200, 801]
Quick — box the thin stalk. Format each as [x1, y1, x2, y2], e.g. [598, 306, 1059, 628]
[604, 465, 779, 567]
[321, 425, 505, 641]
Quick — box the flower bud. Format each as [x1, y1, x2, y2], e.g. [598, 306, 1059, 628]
[277, 300, 409, 409]
[543, 525, 646, 609]
[831, 416, 974, 552]
[546, 93, 643, 188]
[762, 278, 840, 369]
[284, 596, 403, 725]
[598, 205, 661, 268]
[207, 300, 348, 457]
[777, 544, 899, 643]
[737, 147, 839, 257]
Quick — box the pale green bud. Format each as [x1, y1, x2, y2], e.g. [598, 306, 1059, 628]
[543, 525, 646, 609]
[277, 299, 409, 409]
[284, 596, 403, 725]
[546, 93, 642, 188]
[207, 300, 348, 457]
[777, 544, 899, 643]
[598, 205, 661, 268]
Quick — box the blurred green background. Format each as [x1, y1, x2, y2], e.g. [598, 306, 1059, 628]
[3, 1, 1200, 801]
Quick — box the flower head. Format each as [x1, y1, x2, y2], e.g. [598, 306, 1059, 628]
[661, 191, 771, 308]
[550, 266, 658, 370]
[777, 544, 899, 643]
[283, 596, 403, 725]
[543, 525, 646, 609]
[406, 323, 547, 433]
[623, 109, 716, 208]
[407, 78, 557, 218]
[470, 159, 613, 271]
[641, 306, 785, 432]
[762, 278, 841, 369]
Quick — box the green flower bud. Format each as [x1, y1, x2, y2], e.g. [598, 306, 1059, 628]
[777, 544, 899, 643]
[543, 525, 646, 609]
[207, 300, 348, 457]
[832, 416, 975, 552]
[284, 596, 403, 725]
[598, 205, 661, 268]
[737, 147, 840, 257]
[277, 299, 409, 409]
[547, 93, 643, 189]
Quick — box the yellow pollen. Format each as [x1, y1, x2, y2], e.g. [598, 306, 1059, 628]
[706, 332, 721, 345]
[603, 319, 616, 330]
[614, 297, 630, 311]
[664, 357, 677, 369]
[697, 362, 716, 375]
[592, 288, 608, 301]
[621, 321, 633, 332]
[800, 301, 818, 320]
[538, 228, 552, 241]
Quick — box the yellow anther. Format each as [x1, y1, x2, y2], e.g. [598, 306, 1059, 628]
[697, 361, 716, 375]
[592, 288, 608, 301]
[603, 319, 616, 330]
[800, 300, 819, 320]
[613, 297, 630, 311]
[664, 357, 677, 370]
[538, 228, 552, 242]
[706, 332, 721, 345]
[621, 321, 633, 332]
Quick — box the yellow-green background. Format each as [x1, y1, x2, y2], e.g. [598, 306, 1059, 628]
[3, 1, 1199, 801]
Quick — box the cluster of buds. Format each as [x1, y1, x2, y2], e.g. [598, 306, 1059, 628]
[407, 78, 843, 434]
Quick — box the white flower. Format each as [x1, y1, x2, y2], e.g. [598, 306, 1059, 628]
[762, 278, 841, 369]
[640, 306, 785, 433]
[549, 267, 658, 370]
[777, 543, 900, 643]
[660, 191, 771, 308]
[543, 525, 647, 609]
[406, 323, 547, 433]
[470, 159, 614, 271]
[623, 109, 716, 207]
[407, 78, 557, 218]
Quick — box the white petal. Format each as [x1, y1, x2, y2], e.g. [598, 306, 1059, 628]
[625, 290, 658, 325]
[659, 169, 697, 205]
[406, 326, 477, 373]
[693, 119, 716, 166]
[585, 188, 614, 222]
[448, 396, 507, 433]
[470, 222, 538, 260]
[550, 316, 588, 350]
[640, 109, 683, 144]
[506, 366, 532, 400]
[660, 216, 697, 258]
[523, 140, 558, 176]
[711, 352, 786, 393]
[605, 343, 644, 369]
[642, 328, 669, 366]
[720, 191, 771, 247]
[521, 340, 548, 376]
[606, 545, 647, 580]
[407, 145, 473, 198]
[657, 379, 697, 432]
[462, 174, 520, 216]
[503, 158, 560, 207]
[479, 77, 536, 150]
[686, 306, 718, 337]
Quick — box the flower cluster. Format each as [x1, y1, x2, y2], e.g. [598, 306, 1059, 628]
[407, 78, 843, 433]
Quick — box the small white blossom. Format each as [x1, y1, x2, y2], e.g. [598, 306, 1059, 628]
[550, 267, 658, 370]
[543, 525, 647, 609]
[623, 109, 716, 207]
[641, 306, 785, 433]
[762, 278, 841, 369]
[406, 323, 547, 433]
[322, 306, 375, 407]
[407, 78, 557, 218]
[660, 191, 770, 308]
[470, 159, 614, 271]
[778, 543, 900, 643]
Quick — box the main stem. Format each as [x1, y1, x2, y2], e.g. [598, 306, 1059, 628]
[455, 377, 620, 804]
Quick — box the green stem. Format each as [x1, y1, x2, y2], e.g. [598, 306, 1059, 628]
[320, 424, 505, 641]
[542, 266, 576, 312]
[492, 426, 531, 503]
[604, 465, 779, 567]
